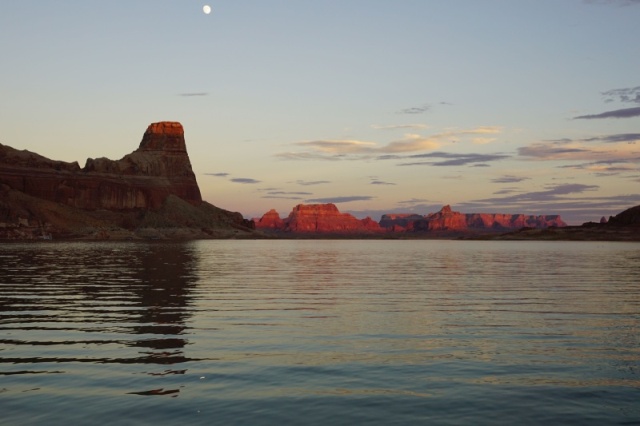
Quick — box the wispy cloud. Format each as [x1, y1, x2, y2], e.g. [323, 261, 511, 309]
[491, 175, 531, 183]
[583, 133, 640, 143]
[204, 172, 230, 177]
[262, 195, 305, 200]
[231, 178, 261, 184]
[370, 180, 396, 186]
[574, 106, 640, 119]
[493, 187, 524, 195]
[602, 85, 640, 103]
[295, 139, 378, 154]
[397, 152, 510, 167]
[178, 92, 209, 97]
[559, 159, 638, 175]
[296, 180, 331, 186]
[277, 127, 503, 160]
[275, 152, 343, 161]
[305, 196, 375, 204]
[398, 104, 430, 114]
[372, 124, 429, 130]
[519, 139, 640, 162]
[398, 198, 431, 205]
[266, 191, 313, 196]
[462, 183, 601, 209]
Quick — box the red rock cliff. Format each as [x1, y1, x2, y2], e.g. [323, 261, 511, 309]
[382, 205, 567, 231]
[255, 204, 382, 233]
[0, 121, 202, 210]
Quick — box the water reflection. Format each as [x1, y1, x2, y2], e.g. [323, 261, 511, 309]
[1, 240, 639, 424]
[0, 242, 201, 372]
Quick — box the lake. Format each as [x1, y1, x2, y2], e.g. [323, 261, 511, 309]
[1, 240, 639, 425]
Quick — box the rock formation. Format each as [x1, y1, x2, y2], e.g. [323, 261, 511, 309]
[254, 204, 383, 234]
[1, 122, 201, 211]
[380, 205, 567, 231]
[0, 122, 254, 239]
[606, 205, 640, 227]
[253, 209, 285, 229]
[255, 203, 566, 235]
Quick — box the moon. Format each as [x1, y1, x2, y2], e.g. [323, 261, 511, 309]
[203, 5, 211, 15]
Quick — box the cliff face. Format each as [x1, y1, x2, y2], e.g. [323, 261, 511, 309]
[0, 121, 202, 211]
[0, 122, 255, 240]
[607, 205, 640, 227]
[255, 204, 383, 233]
[382, 205, 567, 231]
[255, 203, 566, 235]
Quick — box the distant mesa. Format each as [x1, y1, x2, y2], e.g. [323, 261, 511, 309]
[254, 203, 383, 234]
[380, 204, 567, 232]
[254, 204, 567, 235]
[0, 121, 254, 239]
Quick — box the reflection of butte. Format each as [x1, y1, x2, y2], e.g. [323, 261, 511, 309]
[129, 244, 199, 365]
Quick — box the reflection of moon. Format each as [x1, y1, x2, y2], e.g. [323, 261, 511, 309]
[203, 5, 211, 14]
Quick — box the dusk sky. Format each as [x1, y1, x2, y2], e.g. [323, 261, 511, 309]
[2, 1, 639, 224]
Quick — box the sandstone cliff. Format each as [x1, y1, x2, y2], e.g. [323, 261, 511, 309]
[1, 122, 201, 210]
[492, 204, 640, 241]
[381, 205, 567, 232]
[0, 122, 254, 239]
[254, 204, 383, 234]
[255, 203, 566, 235]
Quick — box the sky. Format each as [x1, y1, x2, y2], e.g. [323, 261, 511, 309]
[1, 1, 639, 225]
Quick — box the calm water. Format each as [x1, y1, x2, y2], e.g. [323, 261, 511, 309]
[1, 240, 639, 425]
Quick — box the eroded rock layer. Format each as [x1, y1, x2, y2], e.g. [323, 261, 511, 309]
[382, 205, 567, 231]
[256, 204, 567, 234]
[0, 121, 202, 211]
[254, 204, 382, 233]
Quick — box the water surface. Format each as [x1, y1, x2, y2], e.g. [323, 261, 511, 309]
[1, 240, 639, 425]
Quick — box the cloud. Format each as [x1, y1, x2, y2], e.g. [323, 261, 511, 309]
[266, 191, 313, 196]
[493, 187, 524, 195]
[583, 133, 640, 143]
[305, 196, 375, 204]
[370, 180, 396, 186]
[295, 139, 377, 154]
[559, 158, 639, 175]
[296, 180, 331, 186]
[398, 198, 431, 204]
[382, 134, 441, 153]
[372, 124, 429, 130]
[472, 137, 498, 145]
[519, 143, 591, 159]
[574, 106, 640, 119]
[278, 126, 503, 161]
[602, 86, 640, 103]
[231, 178, 261, 184]
[204, 172, 230, 177]
[466, 183, 599, 206]
[397, 152, 510, 167]
[262, 195, 305, 200]
[178, 92, 209, 97]
[519, 140, 640, 162]
[491, 175, 531, 183]
[275, 152, 343, 161]
[398, 104, 430, 114]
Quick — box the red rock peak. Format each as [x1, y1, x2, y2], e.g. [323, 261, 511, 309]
[139, 121, 186, 152]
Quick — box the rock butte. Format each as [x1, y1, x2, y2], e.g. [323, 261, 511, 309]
[254, 204, 382, 233]
[0, 122, 253, 239]
[1, 121, 201, 210]
[255, 204, 568, 234]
